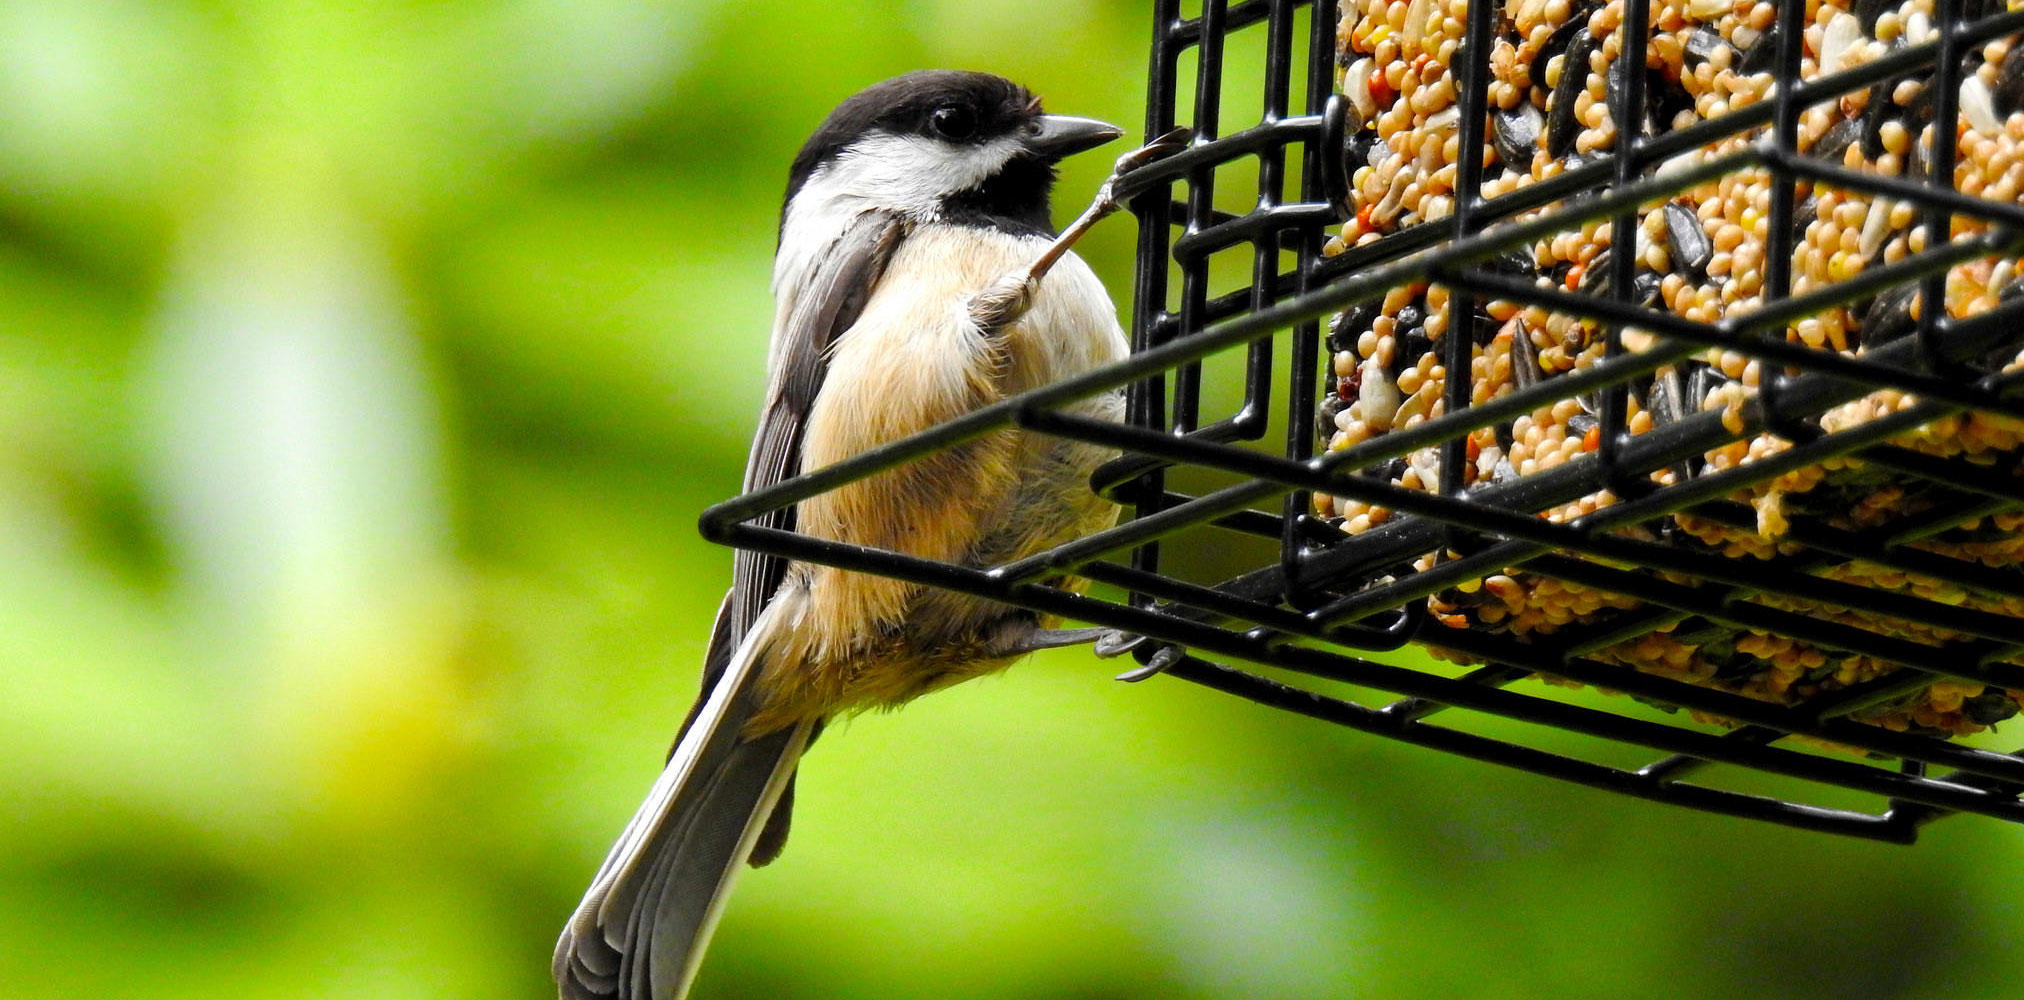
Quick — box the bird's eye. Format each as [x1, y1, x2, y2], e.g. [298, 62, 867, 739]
[929, 105, 977, 140]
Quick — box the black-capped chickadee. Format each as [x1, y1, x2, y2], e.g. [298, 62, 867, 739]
[554, 70, 1150, 1000]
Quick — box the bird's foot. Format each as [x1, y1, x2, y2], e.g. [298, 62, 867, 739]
[973, 128, 1197, 335]
[967, 269, 1038, 332]
[1113, 643, 1185, 683]
[1091, 631, 1147, 658]
[1090, 127, 1193, 213]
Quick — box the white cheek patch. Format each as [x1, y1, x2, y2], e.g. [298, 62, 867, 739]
[773, 130, 1023, 300]
[793, 132, 1023, 225]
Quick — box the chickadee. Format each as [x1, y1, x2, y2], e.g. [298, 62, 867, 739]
[554, 70, 1142, 1000]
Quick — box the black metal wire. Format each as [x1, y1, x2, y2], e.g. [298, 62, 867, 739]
[702, 0, 2024, 842]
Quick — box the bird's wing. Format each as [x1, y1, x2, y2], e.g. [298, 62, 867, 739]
[723, 208, 907, 667]
[698, 208, 903, 861]
[553, 209, 904, 1000]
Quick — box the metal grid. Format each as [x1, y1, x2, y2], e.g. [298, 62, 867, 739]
[704, 0, 2024, 842]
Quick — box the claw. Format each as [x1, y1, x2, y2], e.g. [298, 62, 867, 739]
[999, 129, 1196, 324]
[1098, 127, 1195, 208]
[1114, 644, 1184, 683]
[987, 625, 1112, 657]
[1092, 630, 1146, 658]
[968, 269, 1038, 332]
[1114, 127, 1193, 175]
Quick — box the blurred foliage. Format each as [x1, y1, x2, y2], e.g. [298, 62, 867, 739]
[5, 2, 2024, 999]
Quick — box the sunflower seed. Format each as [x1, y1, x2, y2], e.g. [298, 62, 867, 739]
[1633, 271, 1662, 307]
[1738, 23, 1781, 75]
[1683, 24, 1730, 66]
[1964, 689, 2021, 725]
[1581, 248, 1614, 295]
[1328, 301, 1378, 353]
[1686, 363, 1722, 408]
[1861, 82, 1896, 158]
[1547, 22, 1600, 159]
[1648, 366, 1689, 425]
[1470, 307, 1502, 346]
[1484, 249, 1536, 276]
[1813, 116, 1861, 162]
[1344, 129, 1381, 172]
[1511, 319, 1542, 390]
[1492, 104, 1544, 170]
[1861, 284, 1919, 345]
[1398, 325, 1434, 371]
[1663, 201, 1712, 280]
[1996, 44, 2024, 116]
[1533, 17, 1587, 84]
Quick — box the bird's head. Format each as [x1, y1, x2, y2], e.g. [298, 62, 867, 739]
[783, 70, 1123, 236]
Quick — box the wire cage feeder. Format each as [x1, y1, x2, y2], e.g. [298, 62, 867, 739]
[705, 0, 2024, 842]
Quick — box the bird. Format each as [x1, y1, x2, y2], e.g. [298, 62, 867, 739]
[553, 70, 1148, 1000]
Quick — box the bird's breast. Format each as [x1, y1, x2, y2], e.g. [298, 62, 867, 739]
[750, 224, 1127, 727]
[797, 223, 1126, 518]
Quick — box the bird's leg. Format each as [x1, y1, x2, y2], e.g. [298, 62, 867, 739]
[986, 625, 1118, 656]
[968, 130, 1196, 655]
[968, 128, 1194, 332]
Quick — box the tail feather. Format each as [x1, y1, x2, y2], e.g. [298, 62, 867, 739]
[557, 602, 811, 1000]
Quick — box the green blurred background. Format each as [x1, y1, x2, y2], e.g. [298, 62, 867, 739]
[6, 1, 2024, 998]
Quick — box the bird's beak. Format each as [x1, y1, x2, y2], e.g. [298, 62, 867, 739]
[1026, 114, 1126, 159]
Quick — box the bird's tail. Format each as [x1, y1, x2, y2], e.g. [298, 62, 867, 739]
[555, 602, 810, 1000]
